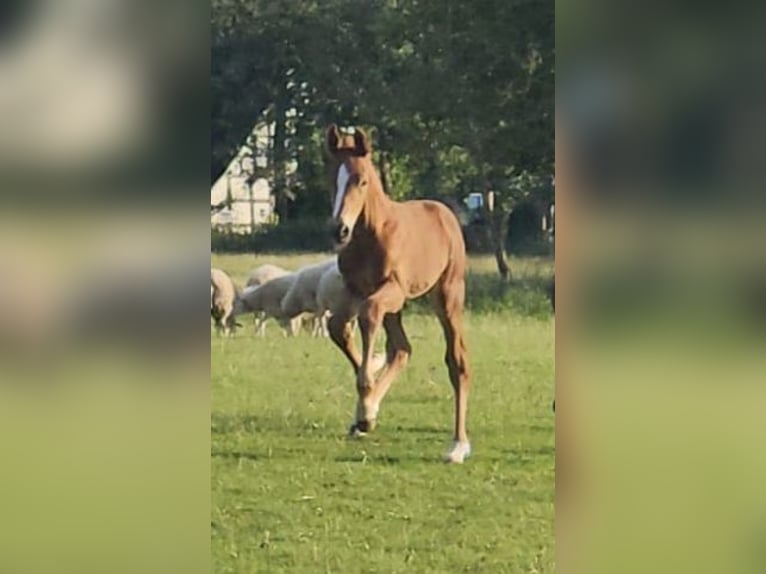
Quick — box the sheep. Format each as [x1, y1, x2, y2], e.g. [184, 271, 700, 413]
[316, 261, 350, 317]
[315, 260, 359, 335]
[280, 258, 337, 337]
[246, 263, 290, 287]
[244, 264, 292, 333]
[235, 273, 303, 337]
[211, 267, 241, 337]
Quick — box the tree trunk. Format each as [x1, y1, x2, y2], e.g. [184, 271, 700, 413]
[484, 189, 511, 281]
[491, 208, 511, 282]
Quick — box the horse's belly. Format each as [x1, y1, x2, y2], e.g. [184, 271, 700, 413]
[399, 248, 448, 298]
[407, 279, 434, 299]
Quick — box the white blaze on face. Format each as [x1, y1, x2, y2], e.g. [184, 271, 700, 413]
[332, 164, 350, 219]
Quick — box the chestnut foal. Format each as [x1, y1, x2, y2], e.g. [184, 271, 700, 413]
[325, 125, 471, 463]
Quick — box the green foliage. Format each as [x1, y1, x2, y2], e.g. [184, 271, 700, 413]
[212, 0, 554, 220]
[385, 153, 415, 201]
[437, 146, 483, 200]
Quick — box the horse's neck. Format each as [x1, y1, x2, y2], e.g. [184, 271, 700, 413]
[359, 161, 393, 234]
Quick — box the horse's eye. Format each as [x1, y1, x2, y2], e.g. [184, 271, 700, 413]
[359, 179, 368, 187]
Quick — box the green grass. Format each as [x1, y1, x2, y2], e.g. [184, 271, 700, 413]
[212, 253, 555, 573]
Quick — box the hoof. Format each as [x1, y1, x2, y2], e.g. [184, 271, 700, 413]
[444, 441, 471, 464]
[348, 419, 375, 437]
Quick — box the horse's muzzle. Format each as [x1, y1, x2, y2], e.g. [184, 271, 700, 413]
[334, 222, 351, 244]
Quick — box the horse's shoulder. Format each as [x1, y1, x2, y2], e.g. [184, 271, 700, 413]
[395, 198, 444, 217]
[415, 198, 442, 210]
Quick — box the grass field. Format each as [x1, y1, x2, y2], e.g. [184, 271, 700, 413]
[212, 253, 555, 573]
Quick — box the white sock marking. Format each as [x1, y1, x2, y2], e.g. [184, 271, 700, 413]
[445, 441, 472, 463]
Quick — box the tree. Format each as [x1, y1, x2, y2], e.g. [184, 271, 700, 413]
[211, 0, 554, 274]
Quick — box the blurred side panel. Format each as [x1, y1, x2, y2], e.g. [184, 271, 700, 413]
[557, 1, 766, 573]
[0, 1, 210, 573]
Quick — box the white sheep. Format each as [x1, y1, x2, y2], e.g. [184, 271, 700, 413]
[280, 258, 337, 337]
[235, 273, 303, 337]
[244, 263, 292, 333]
[314, 261, 358, 335]
[246, 263, 290, 287]
[211, 267, 241, 337]
[316, 261, 350, 316]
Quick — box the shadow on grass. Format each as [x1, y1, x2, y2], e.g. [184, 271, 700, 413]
[335, 454, 402, 465]
[212, 449, 259, 461]
[334, 453, 449, 465]
[502, 445, 556, 458]
[393, 424, 446, 435]
[212, 412, 340, 436]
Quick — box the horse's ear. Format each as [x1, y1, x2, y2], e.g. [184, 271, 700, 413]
[326, 124, 341, 155]
[353, 128, 372, 156]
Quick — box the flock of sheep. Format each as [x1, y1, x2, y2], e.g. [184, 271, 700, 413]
[210, 257, 352, 339]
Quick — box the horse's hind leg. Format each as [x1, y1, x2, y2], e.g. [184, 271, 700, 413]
[432, 279, 471, 463]
[362, 311, 411, 428]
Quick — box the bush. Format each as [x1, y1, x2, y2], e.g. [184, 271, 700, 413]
[211, 215, 552, 257]
[407, 272, 553, 319]
[211, 219, 333, 253]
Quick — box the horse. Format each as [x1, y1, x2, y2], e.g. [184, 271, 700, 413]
[324, 124, 472, 463]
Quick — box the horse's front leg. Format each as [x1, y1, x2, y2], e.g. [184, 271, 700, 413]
[351, 280, 405, 435]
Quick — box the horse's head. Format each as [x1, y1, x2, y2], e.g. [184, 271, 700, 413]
[326, 124, 373, 247]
